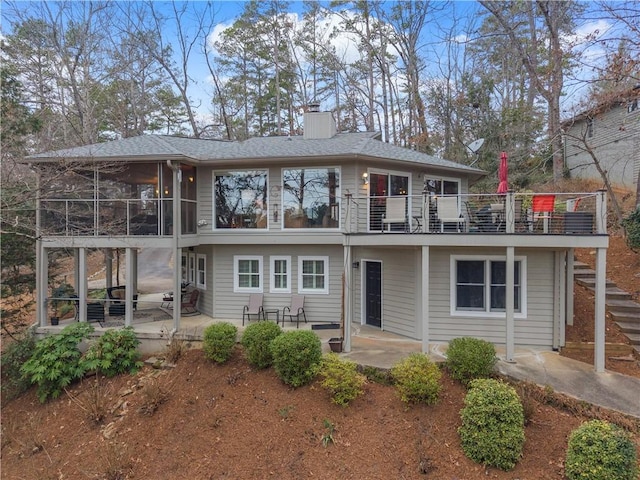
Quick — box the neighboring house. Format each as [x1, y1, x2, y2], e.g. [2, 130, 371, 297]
[563, 85, 640, 192]
[26, 109, 610, 371]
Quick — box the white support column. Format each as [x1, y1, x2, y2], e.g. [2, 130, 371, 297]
[132, 249, 138, 295]
[125, 248, 134, 326]
[78, 248, 88, 322]
[566, 249, 575, 326]
[421, 246, 430, 353]
[73, 250, 80, 293]
[594, 247, 607, 372]
[505, 246, 515, 363]
[559, 252, 566, 347]
[105, 249, 113, 289]
[552, 251, 561, 350]
[39, 246, 48, 326]
[343, 245, 352, 353]
[170, 161, 182, 334]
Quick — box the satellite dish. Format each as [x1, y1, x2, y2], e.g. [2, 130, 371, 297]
[466, 138, 485, 155]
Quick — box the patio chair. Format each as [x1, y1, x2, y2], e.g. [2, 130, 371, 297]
[107, 286, 138, 316]
[532, 194, 555, 233]
[436, 196, 465, 232]
[381, 197, 407, 232]
[181, 289, 200, 315]
[242, 293, 264, 325]
[283, 295, 307, 328]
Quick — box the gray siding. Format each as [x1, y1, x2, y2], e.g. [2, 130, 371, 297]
[199, 244, 343, 323]
[565, 103, 640, 190]
[428, 248, 555, 346]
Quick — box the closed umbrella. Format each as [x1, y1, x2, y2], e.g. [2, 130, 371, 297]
[497, 151, 508, 194]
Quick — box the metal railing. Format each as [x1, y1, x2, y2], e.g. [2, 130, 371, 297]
[343, 190, 606, 235]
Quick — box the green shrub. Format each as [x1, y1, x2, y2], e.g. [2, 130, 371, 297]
[319, 353, 366, 406]
[20, 323, 94, 403]
[83, 327, 143, 377]
[458, 378, 525, 471]
[565, 420, 638, 480]
[240, 321, 282, 368]
[203, 322, 238, 363]
[390, 353, 442, 405]
[1, 331, 37, 401]
[446, 337, 496, 385]
[270, 330, 322, 387]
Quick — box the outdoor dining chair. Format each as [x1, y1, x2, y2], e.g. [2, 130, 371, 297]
[242, 293, 264, 325]
[282, 295, 307, 328]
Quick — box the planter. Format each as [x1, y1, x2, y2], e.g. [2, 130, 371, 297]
[50, 317, 59, 326]
[328, 337, 343, 353]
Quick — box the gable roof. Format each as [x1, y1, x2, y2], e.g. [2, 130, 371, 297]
[26, 132, 484, 178]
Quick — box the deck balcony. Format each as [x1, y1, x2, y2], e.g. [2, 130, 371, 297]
[343, 190, 607, 236]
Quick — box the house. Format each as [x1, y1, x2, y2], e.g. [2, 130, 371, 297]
[563, 85, 640, 192]
[26, 109, 610, 371]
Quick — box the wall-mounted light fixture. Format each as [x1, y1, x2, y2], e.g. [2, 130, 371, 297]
[362, 172, 369, 185]
[352, 261, 360, 269]
[188, 175, 194, 183]
[197, 219, 208, 227]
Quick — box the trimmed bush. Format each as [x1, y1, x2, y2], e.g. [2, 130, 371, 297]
[241, 321, 282, 368]
[390, 353, 442, 405]
[565, 420, 638, 480]
[270, 330, 322, 387]
[203, 322, 238, 363]
[458, 378, 525, 471]
[83, 327, 143, 377]
[446, 337, 496, 385]
[319, 353, 366, 406]
[20, 322, 94, 403]
[623, 207, 640, 250]
[1, 331, 37, 401]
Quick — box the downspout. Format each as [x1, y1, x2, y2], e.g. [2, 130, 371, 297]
[34, 168, 44, 329]
[167, 160, 182, 337]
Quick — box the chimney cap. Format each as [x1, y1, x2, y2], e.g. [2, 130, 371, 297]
[308, 102, 321, 112]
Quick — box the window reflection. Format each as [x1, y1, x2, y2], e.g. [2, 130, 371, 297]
[282, 168, 340, 229]
[215, 171, 268, 229]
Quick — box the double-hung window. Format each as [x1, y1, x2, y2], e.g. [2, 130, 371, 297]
[196, 254, 206, 289]
[451, 256, 526, 317]
[270, 256, 291, 293]
[234, 255, 263, 293]
[298, 256, 329, 294]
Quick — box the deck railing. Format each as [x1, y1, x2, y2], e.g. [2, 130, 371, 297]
[343, 190, 606, 235]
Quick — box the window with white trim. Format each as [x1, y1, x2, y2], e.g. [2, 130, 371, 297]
[270, 256, 291, 293]
[188, 253, 196, 286]
[196, 254, 206, 289]
[451, 256, 526, 317]
[298, 256, 329, 294]
[234, 255, 263, 293]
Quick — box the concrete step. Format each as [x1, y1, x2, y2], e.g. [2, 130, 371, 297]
[573, 261, 591, 270]
[575, 276, 616, 289]
[573, 268, 596, 278]
[616, 321, 640, 335]
[604, 287, 633, 301]
[609, 310, 640, 323]
[625, 333, 640, 345]
[606, 299, 640, 315]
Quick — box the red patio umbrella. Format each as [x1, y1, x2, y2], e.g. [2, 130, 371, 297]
[497, 151, 508, 194]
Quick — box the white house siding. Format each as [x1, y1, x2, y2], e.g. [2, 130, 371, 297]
[565, 104, 640, 190]
[428, 247, 555, 347]
[203, 244, 343, 323]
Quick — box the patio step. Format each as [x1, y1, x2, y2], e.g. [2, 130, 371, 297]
[575, 276, 616, 289]
[625, 333, 640, 345]
[606, 299, 640, 315]
[616, 321, 640, 335]
[610, 309, 640, 324]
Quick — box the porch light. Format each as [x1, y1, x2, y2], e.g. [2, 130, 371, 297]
[362, 172, 369, 185]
